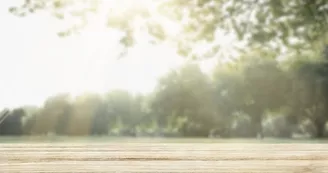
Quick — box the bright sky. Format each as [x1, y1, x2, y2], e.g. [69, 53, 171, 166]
[0, 0, 233, 109]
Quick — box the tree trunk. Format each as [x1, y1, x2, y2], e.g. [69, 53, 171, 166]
[251, 116, 263, 139]
[255, 123, 264, 139]
[314, 120, 326, 138]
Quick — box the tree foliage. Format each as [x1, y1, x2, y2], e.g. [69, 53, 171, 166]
[3, 0, 328, 138]
[1, 52, 328, 138]
[9, 0, 328, 58]
[151, 63, 215, 136]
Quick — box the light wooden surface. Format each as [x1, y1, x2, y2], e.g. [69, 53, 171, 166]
[1, 143, 328, 172]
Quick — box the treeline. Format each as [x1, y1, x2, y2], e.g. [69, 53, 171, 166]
[2, 51, 328, 138]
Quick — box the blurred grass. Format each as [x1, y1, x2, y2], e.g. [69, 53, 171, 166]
[1, 136, 328, 143]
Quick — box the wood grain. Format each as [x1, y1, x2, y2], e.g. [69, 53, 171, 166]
[1, 143, 328, 172]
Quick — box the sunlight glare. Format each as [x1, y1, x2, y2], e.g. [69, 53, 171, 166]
[0, 0, 189, 109]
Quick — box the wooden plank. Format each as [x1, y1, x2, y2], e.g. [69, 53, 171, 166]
[1, 143, 328, 172]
